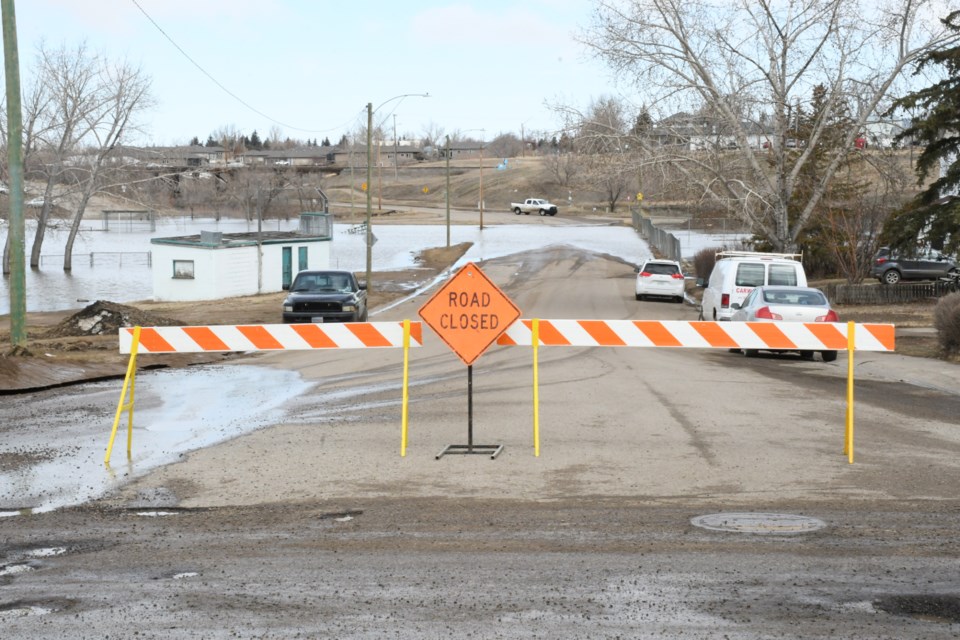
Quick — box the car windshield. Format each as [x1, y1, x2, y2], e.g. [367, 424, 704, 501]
[762, 289, 826, 306]
[643, 263, 679, 276]
[292, 274, 351, 292]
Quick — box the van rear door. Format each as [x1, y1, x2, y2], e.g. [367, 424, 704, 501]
[768, 263, 801, 286]
[731, 262, 765, 309]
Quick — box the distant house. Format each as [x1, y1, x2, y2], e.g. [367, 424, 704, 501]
[149, 212, 334, 302]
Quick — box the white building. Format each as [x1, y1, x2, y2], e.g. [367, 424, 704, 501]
[150, 213, 333, 302]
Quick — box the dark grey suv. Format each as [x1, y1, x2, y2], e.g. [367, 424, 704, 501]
[869, 247, 958, 284]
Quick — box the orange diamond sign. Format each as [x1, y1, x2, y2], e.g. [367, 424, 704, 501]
[419, 262, 521, 366]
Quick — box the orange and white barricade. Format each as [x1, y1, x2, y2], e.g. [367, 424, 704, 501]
[496, 319, 895, 463]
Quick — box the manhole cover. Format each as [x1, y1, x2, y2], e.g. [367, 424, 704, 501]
[691, 512, 826, 534]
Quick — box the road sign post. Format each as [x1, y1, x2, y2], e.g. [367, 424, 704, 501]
[419, 262, 521, 459]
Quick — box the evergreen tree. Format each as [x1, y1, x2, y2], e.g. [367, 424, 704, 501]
[205, 135, 217, 147]
[322, 137, 331, 147]
[249, 130, 263, 150]
[885, 10, 960, 255]
[189, 136, 200, 146]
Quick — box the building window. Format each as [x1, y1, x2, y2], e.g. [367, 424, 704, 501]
[173, 259, 195, 279]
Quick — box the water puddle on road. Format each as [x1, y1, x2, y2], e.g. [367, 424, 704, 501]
[691, 512, 827, 534]
[0, 364, 311, 514]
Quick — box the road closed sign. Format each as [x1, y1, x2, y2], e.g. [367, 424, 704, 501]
[419, 262, 521, 366]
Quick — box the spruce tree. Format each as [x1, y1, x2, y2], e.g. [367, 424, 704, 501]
[886, 10, 960, 255]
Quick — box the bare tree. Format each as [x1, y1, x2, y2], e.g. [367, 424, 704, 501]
[61, 58, 153, 271]
[1, 43, 153, 272]
[25, 43, 99, 269]
[557, 95, 645, 212]
[547, 151, 580, 187]
[582, 0, 960, 251]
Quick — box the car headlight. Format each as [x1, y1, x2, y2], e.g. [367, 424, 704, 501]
[283, 304, 293, 312]
[343, 304, 357, 312]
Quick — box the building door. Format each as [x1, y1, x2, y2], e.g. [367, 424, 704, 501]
[282, 247, 292, 289]
[298, 247, 308, 271]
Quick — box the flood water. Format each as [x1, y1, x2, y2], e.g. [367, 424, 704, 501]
[1, 215, 737, 316]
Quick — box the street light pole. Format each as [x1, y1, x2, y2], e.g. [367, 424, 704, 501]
[364, 93, 429, 293]
[365, 102, 373, 291]
[479, 131, 485, 230]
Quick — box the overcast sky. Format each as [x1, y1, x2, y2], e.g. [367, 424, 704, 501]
[9, 0, 622, 146]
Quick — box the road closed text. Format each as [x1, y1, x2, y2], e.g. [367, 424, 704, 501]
[440, 291, 501, 330]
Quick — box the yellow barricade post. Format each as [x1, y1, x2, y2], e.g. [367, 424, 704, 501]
[845, 321, 855, 463]
[532, 318, 540, 457]
[105, 325, 142, 465]
[401, 319, 411, 457]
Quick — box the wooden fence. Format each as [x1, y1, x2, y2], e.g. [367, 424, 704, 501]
[825, 280, 960, 305]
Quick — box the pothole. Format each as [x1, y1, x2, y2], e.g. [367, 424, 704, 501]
[22, 547, 68, 558]
[874, 594, 960, 623]
[0, 563, 36, 578]
[691, 512, 826, 534]
[0, 599, 74, 619]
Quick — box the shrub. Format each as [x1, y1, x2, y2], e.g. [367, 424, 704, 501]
[933, 292, 960, 356]
[693, 247, 721, 282]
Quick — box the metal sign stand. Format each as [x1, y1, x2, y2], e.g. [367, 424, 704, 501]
[436, 365, 503, 460]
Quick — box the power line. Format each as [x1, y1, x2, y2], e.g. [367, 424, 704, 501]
[129, 0, 357, 135]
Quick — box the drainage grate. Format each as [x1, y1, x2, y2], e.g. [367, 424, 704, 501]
[691, 512, 826, 534]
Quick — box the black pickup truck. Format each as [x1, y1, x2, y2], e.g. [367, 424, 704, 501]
[281, 270, 368, 323]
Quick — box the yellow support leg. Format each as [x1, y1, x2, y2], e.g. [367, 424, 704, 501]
[533, 318, 540, 457]
[845, 321, 855, 464]
[401, 319, 411, 457]
[106, 326, 141, 465]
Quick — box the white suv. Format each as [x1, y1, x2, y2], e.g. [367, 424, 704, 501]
[635, 259, 686, 303]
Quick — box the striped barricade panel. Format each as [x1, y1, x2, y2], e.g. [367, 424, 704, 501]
[119, 322, 423, 354]
[495, 320, 895, 352]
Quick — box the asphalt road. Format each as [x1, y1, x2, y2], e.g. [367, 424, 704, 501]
[2, 246, 960, 638]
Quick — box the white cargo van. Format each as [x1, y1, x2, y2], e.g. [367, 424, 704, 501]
[699, 251, 806, 321]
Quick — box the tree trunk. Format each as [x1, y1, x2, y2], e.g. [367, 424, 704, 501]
[62, 192, 92, 272]
[29, 189, 56, 268]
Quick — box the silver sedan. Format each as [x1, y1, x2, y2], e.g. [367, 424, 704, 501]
[730, 285, 839, 361]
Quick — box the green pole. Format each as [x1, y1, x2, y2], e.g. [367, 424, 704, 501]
[2, 0, 26, 348]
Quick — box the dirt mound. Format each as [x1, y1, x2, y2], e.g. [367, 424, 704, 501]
[44, 300, 183, 338]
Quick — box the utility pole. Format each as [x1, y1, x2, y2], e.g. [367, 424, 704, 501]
[445, 135, 450, 248]
[393, 114, 398, 181]
[2, 0, 26, 348]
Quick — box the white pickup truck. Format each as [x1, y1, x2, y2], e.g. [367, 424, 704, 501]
[511, 198, 558, 216]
